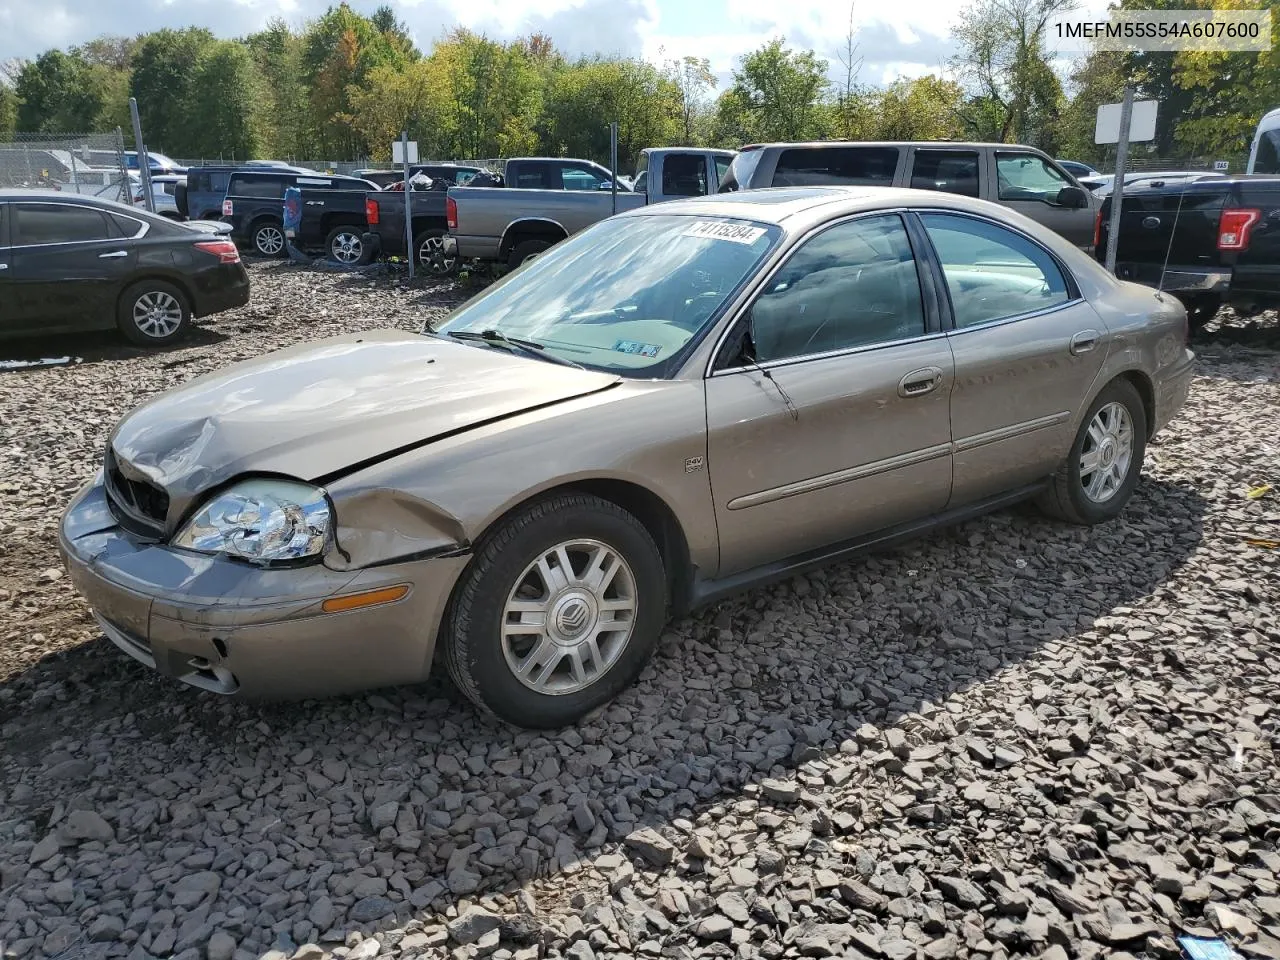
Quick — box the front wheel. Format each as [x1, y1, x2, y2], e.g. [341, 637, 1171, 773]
[326, 226, 365, 265]
[442, 494, 667, 728]
[1038, 378, 1147, 525]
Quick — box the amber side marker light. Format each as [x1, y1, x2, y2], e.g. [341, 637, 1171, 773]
[322, 585, 410, 614]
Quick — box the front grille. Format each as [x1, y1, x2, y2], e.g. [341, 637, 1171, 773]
[104, 447, 169, 538]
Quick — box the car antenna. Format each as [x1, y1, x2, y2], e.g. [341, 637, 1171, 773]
[1156, 173, 1194, 295]
[741, 331, 798, 420]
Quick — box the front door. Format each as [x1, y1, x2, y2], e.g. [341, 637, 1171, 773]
[7, 201, 137, 333]
[916, 211, 1110, 506]
[994, 151, 1096, 249]
[705, 213, 954, 576]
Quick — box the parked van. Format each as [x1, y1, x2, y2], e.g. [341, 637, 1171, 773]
[719, 141, 1098, 250]
[1247, 107, 1280, 174]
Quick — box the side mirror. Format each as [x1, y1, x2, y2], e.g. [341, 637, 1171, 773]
[1057, 185, 1089, 208]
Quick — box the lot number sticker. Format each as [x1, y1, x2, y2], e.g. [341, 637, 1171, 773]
[684, 221, 767, 245]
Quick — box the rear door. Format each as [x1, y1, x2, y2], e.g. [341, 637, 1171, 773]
[7, 201, 137, 332]
[917, 210, 1107, 505]
[994, 151, 1095, 248]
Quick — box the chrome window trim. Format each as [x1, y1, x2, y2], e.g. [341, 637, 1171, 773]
[703, 206, 935, 378]
[9, 200, 149, 249]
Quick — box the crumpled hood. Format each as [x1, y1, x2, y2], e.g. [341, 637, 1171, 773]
[110, 329, 619, 518]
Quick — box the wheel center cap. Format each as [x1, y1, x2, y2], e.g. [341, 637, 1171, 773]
[552, 593, 595, 642]
[1100, 438, 1116, 467]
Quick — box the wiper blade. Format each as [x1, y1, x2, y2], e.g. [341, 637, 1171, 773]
[445, 329, 585, 370]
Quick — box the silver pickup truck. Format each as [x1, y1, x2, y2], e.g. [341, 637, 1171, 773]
[445, 148, 736, 269]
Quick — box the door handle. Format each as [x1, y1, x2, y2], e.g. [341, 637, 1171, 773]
[0, 263, 8, 270]
[305, 201, 325, 206]
[898, 366, 943, 398]
[1070, 330, 1100, 355]
[98, 250, 128, 259]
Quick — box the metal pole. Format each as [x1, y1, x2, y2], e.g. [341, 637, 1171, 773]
[402, 130, 414, 280]
[610, 121, 619, 217]
[1104, 85, 1134, 274]
[128, 98, 156, 213]
[68, 144, 80, 194]
[114, 127, 131, 205]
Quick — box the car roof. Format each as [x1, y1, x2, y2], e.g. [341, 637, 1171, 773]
[740, 140, 1048, 152]
[622, 186, 896, 226]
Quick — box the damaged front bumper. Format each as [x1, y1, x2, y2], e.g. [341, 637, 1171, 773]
[59, 478, 469, 699]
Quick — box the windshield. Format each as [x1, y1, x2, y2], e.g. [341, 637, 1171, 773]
[1254, 128, 1280, 174]
[436, 214, 779, 375]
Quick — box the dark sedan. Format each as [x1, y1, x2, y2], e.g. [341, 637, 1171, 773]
[0, 190, 250, 346]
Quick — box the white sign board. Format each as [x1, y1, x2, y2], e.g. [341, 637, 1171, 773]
[392, 140, 419, 164]
[1095, 99, 1158, 144]
[1214, 160, 1230, 171]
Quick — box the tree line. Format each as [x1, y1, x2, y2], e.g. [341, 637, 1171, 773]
[0, 0, 1274, 171]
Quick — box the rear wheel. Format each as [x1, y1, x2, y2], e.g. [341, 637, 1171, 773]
[326, 226, 365, 265]
[250, 221, 285, 258]
[507, 239, 552, 271]
[1038, 378, 1147, 525]
[117, 280, 190, 346]
[443, 494, 667, 728]
[415, 230, 457, 275]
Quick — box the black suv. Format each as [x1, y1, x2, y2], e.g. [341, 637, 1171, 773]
[220, 170, 378, 257]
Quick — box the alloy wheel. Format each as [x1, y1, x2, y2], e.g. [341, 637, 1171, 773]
[255, 226, 284, 256]
[330, 231, 363, 264]
[132, 291, 183, 339]
[500, 539, 638, 695]
[1079, 401, 1134, 503]
[418, 235, 458, 275]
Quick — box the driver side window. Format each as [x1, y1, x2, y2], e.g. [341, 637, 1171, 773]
[996, 153, 1069, 203]
[748, 215, 926, 363]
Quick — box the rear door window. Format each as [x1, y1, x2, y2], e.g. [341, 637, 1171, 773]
[771, 147, 901, 187]
[661, 153, 709, 197]
[13, 203, 112, 245]
[230, 176, 287, 199]
[910, 150, 980, 197]
[512, 163, 552, 189]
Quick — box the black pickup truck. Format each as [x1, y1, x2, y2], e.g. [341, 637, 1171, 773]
[1098, 175, 1280, 328]
[219, 169, 380, 260]
[362, 186, 454, 273]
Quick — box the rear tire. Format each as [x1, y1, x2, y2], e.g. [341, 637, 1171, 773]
[415, 229, 457, 275]
[1037, 378, 1147, 525]
[507, 239, 552, 271]
[117, 280, 190, 346]
[326, 226, 365, 265]
[250, 220, 286, 258]
[443, 494, 667, 729]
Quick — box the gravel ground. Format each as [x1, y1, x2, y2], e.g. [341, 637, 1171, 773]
[0, 263, 1278, 960]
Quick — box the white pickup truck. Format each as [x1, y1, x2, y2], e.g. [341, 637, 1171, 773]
[444, 148, 736, 269]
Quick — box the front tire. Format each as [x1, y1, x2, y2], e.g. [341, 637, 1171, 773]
[443, 494, 667, 728]
[117, 280, 190, 346]
[250, 220, 286, 258]
[1038, 378, 1147, 525]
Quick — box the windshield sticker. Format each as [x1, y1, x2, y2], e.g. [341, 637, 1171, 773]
[613, 339, 662, 358]
[683, 221, 767, 245]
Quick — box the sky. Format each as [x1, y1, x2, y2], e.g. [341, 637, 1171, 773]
[0, 0, 1112, 89]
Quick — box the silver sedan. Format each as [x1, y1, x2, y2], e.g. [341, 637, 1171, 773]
[61, 186, 1194, 727]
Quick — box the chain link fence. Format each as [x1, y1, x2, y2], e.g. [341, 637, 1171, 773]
[0, 129, 132, 201]
[171, 157, 508, 176]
